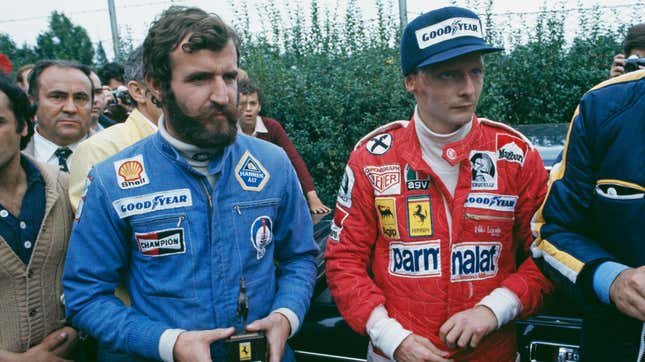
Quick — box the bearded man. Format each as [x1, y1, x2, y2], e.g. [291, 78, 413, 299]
[62, 6, 318, 362]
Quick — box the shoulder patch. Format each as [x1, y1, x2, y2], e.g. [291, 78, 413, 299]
[478, 118, 533, 149]
[114, 155, 150, 190]
[366, 134, 393, 155]
[336, 166, 355, 208]
[354, 120, 409, 150]
[496, 133, 528, 165]
[235, 151, 270, 192]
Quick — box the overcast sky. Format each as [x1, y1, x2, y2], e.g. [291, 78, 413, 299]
[0, 0, 640, 59]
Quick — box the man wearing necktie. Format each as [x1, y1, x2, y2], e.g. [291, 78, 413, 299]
[22, 60, 93, 172]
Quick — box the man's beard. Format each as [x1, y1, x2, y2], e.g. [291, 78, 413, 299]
[164, 89, 238, 149]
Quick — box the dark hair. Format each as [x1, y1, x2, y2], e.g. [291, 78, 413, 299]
[0, 74, 35, 149]
[124, 46, 144, 84]
[237, 79, 264, 106]
[142, 6, 240, 101]
[97, 62, 125, 86]
[624, 23, 645, 56]
[16, 64, 35, 84]
[28, 60, 93, 101]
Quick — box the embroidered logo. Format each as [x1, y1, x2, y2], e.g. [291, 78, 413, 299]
[336, 166, 355, 208]
[407, 195, 433, 237]
[250, 216, 273, 259]
[451, 242, 502, 282]
[470, 151, 498, 190]
[330, 206, 349, 242]
[364, 164, 401, 196]
[114, 155, 149, 190]
[496, 134, 527, 165]
[389, 240, 442, 278]
[404, 164, 430, 190]
[366, 134, 393, 155]
[464, 193, 518, 212]
[112, 189, 193, 218]
[375, 197, 400, 239]
[135, 228, 186, 257]
[235, 151, 270, 192]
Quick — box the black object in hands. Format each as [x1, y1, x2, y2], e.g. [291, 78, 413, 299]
[625, 56, 645, 73]
[225, 277, 268, 362]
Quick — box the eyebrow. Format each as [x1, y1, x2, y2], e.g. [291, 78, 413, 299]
[184, 71, 214, 82]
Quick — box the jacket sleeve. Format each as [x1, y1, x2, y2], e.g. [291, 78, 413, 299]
[325, 155, 387, 335]
[62, 168, 171, 360]
[531, 104, 616, 304]
[266, 118, 316, 194]
[499, 146, 554, 318]
[270, 150, 318, 331]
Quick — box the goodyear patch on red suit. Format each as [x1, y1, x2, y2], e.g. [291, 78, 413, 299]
[135, 228, 186, 257]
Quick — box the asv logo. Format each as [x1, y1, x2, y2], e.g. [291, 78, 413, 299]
[389, 240, 441, 278]
[451, 242, 502, 282]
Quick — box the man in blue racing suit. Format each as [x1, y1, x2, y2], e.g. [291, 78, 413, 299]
[532, 70, 645, 361]
[62, 6, 317, 362]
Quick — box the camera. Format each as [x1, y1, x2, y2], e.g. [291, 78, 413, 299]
[109, 86, 134, 107]
[624, 55, 645, 73]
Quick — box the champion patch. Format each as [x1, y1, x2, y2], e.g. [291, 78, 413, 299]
[375, 197, 400, 239]
[407, 196, 433, 237]
[135, 228, 185, 257]
[330, 206, 349, 242]
[451, 242, 502, 282]
[496, 134, 527, 165]
[364, 164, 401, 196]
[366, 134, 393, 155]
[404, 164, 430, 190]
[250, 216, 273, 259]
[75, 175, 93, 222]
[235, 151, 270, 192]
[112, 189, 193, 218]
[114, 155, 149, 190]
[464, 193, 518, 212]
[470, 151, 498, 190]
[389, 240, 441, 278]
[337, 166, 355, 208]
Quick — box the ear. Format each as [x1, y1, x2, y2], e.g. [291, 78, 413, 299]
[127, 81, 146, 105]
[404, 74, 417, 93]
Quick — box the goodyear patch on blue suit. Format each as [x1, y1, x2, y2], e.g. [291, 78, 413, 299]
[235, 151, 270, 192]
[250, 216, 273, 259]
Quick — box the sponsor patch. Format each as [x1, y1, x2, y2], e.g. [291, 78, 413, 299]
[375, 198, 400, 239]
[464, 193, 518, 212]
[114, 155, 149, 190]
[415, 17, 483, 50]
[404, 164, 430, 190]
[389, 240, 441, 278]
[336, 166, 355, 208]
[250, 216, 273, 259]
[407, 196, 433, 237]
[496, 134, 527, 165]
[366, 134, 393, 155]
[112, 189, 193, 218]
[364, 164, 401, 196]
[470, 151, 498, 190]
[451, 242, 502, 282]
[75, 175, 93, 222]
[235, 151, 270, 192]
[329, 206, 349, 242]
[135, 228, 185, 257]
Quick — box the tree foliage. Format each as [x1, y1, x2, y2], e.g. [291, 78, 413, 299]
[34, 11, 94, 65]
[234, 0, 630, 205]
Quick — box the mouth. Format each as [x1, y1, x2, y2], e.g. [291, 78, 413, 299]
[58, 119, 80, 126]
[452, 104, 473, 111]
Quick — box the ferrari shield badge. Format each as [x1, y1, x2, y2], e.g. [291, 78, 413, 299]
[250, 216, 273, 259]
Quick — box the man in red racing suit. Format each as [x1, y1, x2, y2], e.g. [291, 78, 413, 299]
[325, 6, 553, 362]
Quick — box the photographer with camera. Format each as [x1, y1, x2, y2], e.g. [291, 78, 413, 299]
[609, 23, 645, 78]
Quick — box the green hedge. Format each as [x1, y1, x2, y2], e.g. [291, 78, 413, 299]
[239, 1, 635, 206]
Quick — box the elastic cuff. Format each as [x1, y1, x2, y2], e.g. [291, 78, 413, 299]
[367, 317, 412, 359]
[593, 261, 630, 304]
[273, 308, 299, 338]
[159, 328, 185, 362]
[477, 287, 522, 328]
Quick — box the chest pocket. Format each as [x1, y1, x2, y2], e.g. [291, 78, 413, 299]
[231, 198, 281, 276]
[130, 213, 195, 299]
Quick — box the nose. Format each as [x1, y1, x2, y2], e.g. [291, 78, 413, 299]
[459, 74, 476, 98]
[209, 77, 230, 106]
[62, 96, 78, 113]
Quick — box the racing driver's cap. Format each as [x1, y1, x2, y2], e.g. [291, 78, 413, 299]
[400, 6, 503, 76]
